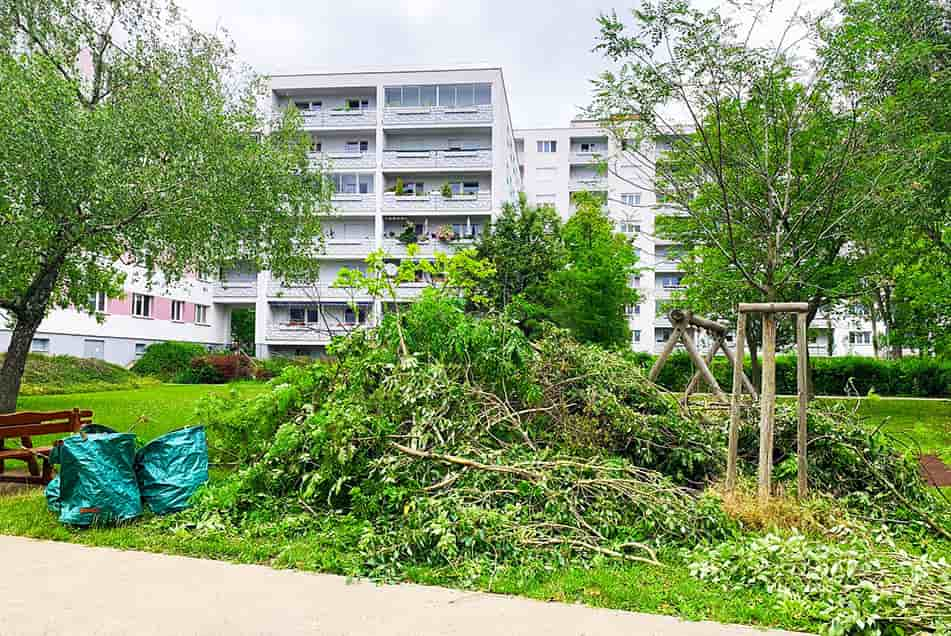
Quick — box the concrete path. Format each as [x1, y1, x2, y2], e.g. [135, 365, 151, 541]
[0, 535, 807, 636]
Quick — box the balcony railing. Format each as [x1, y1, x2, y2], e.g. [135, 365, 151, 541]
[382, 191, 491, 213]
[383, 103, 493, 126]
[330, 193, 375, 212]
[212, 281, 257, 298]
[381, 238, 475, 258]
[265, 323, 364, 344]
[267, 282, 372, 301]
[300, 109, 376, 129]
[311, 151, 375, 169]
[382, 149, 491, 170]
[568, 177, 609, 191]
[569, 152, 602, 165]
[318, 237, 375, 257]
[654, 259, 682, 272]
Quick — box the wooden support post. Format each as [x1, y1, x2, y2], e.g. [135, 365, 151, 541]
[757, 312, 777, 503]
[648, 326, 684, 382]
[684, 338, 722, 397]
[719, 338, 758, 400]
[726, 312, 746, 493]
[796, 311, 809, 498]
[680, 327, 728, 402]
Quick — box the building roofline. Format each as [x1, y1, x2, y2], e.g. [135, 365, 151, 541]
[269, 64, 503, 78]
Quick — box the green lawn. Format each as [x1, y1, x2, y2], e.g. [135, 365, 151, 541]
[1, 386, 948, 633]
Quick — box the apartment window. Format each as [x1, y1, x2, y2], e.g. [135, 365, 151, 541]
[849, 331, 872, 345]
[88, 291, 107, 313]
[655, 327, 674, 343]
[195, 304, 209, 325]
[536, 167, 556, 182]
[289, 305, 320, 326]
[132, 293, 152, 318]
[659, 273, 685, 289]
[536, 140, 557, 153]
[344, 306, 365, 325]
[536, 194, 556, 206]
[311, 140, 322, 153]
[449, 180, 480, 195]
[84, 339, 105, 360]
[625, 305, 636, 317]
[134, 343, 148, 358]
[333, 173, 374, 194]
[630, 276, 641, 287]
[620, 193, 642, 206]
[579, 142, 599, 153]
[633, 330, 641, 344]
[344, 140, 369, 153]
[171, 300, 185, 322]
[634, 304, 641, 315]
[294, 100, 321, 111]
[346, 98, 369, 110]
[618, 222, 640, 234]
[30, 338, 50, 353]
[436, 84, 491, 107]
[402, 181, 425, 195]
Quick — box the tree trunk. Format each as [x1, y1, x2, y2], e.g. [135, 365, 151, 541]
[0, 314, 44, 413]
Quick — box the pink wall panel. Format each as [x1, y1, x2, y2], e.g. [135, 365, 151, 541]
[108, 296, 131, 316]
[153, 297, 172, 320]
[183, 302, 196, 323]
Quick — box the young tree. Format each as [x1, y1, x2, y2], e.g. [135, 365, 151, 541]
[0, 0, 330, 410]
[475, 194, 566, 309]
[588, 1, 878, 359]
[548, 193, 639, 348]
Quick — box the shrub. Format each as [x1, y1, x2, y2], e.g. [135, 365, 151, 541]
[254, 356, 313, 379]
[397, 224, 417, 245]
[131, 341, 208, 380]
[9, 353, 158, 395]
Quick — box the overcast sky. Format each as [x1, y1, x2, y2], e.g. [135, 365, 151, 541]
[176, 0, 833, 130]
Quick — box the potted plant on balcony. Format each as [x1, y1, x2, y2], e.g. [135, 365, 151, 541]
[397, 223, 418, 245]
[394, 177, 406, 196]
[441, 182, 453, 199]
[435, 225, 456, 242]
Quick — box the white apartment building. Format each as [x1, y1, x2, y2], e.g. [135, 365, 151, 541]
[1, 67, 875, 365]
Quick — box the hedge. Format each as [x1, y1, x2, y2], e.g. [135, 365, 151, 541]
[625, 352, 951, 398]
[130, 341, 209, 381]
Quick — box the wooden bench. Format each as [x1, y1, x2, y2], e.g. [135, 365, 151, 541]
[0, 409, 93, 485]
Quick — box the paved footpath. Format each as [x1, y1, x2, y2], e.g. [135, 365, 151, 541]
[0, 535, 807, 636]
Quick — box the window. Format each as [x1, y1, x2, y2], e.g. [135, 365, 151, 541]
[311, 139, 322, 153]
[132, 293, 152, 318]
[536, 167, 556, 182]
[84, 339, 105, 360]
[659, 273, 685, 288]
[634, 304, 641, 315]
[333, 173, 374, 194]
[289, 305, 319, 325]
[849, 331, 872, 345]
[435, 84, 490, 107]
[579, 142, 600, 153]
[618, 222, 640, 234]
[625, 305, 636, 317]
[536, 140, 557, 153]
[30, 338, 50, 353]
[88, 291, 107, 313]
[630, 275, 641, 287]
[402, 181, 425, 195]
[344, 140, 369, 153]
[449, 180, 480, 195]
[470, 223, 483, 237]
[633, 330, 641, 343]
[171, 300, 185, 322]
[620, 193, 642, 206]
[344, 306, 365, 325]
[346, 98, 369, 110]
[134, 343, 148, 358]
[655, 327, 674, 343]
[536, 194, 556, 206]
[294, 100, 321, 111]
[195, 304, 209, 325]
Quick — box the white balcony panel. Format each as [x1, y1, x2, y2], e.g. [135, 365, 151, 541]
[265, 324, 364, 344]
[212, 282, 257, 299]
[654, 259, 682, 272]
[382, 149, 491, 170]
[330, 194, 375, 212]
[383, 104, 493, 126]
[311, 152, 375, 170]
[568, 177, 609, 191]
[267, 282, 373, 302]
[318, 238, 375, 258]
[301, 109, 376, 129]
[382, 191, 491, 213]
[569, 152, 602, 165]
[382, 238, 475, 258]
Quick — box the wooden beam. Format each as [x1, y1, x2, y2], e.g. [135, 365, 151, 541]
[684, 338, 721, 397]
[680, 329, 728, 402]
[738, 302, 809, 313]
[757, 312, 778, 503]
[669, 309, 728, 336]
[796, 311, 809, 499]
[719, 338, 758, 400]
[727, 312, 746, 493]
[648, 325, 684, 382]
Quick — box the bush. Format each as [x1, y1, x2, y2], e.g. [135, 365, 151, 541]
[131, 341, 208, 381]
[628, 352, 951, 397]
[8, 353, 158, 395]
[254, 356, 313, 379]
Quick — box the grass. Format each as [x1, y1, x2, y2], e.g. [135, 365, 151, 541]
[1, 386, 947, 633]
[6, 353, 160, 396]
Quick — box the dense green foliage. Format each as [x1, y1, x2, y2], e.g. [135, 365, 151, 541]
[3, 353, 158, 396]
[627, 352, 951, 398]
[131, 342, 208, 381]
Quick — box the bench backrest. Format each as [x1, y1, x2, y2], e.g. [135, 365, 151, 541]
[0, 409, 93, 439]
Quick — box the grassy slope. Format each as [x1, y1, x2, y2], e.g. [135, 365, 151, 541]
[2, 388, 948, 632]
[5, 353, 159, 396]
[853, 398, 951, 463]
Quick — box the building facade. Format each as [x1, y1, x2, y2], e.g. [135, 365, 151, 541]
[1, 67, 876, 365]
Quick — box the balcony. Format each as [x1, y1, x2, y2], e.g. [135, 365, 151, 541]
[300, 109, 375, 129]
[382, 191, 491, 213]
[654, 259, 682, 272]
[568, 177, 608, 191]
[383, 103, 493, 127]
[318, 238, 375, 258]
[265, 323, 363, 345]
[330, 193, 375, 212]
[382, 149, 491, 170]
[311, 151, 375, 170]
[212, 281, 257, 300]
[382, 238, 475, 258]
[569, 152, 602, 165]
[267, 282, 372, 302]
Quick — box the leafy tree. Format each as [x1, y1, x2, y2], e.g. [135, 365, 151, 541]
[548, 193, 639, 347]
[475, 193, 566, 308]
[589, 1, 877, 360]
[230, 309, 256, 356]
[0, 0, 331, 410]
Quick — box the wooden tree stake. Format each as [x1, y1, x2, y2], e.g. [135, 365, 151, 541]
[726, 312, 747, 493]
[757, 312, 777, 503]
[796, 311, 809, 498]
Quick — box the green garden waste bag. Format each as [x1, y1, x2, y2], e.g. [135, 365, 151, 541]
[53, 432, 142, 526]
[134, 426, 208, 515]
[44, 474, 61, 513]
